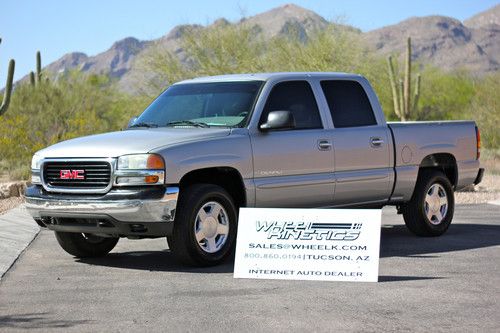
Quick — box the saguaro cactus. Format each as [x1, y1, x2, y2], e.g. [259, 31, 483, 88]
[0, 38, 16, 116]
[387, 37, 421, 121]
[29, 51, 44, 87]
[29, 71, 35, 86]
[36, 51, 42, 84]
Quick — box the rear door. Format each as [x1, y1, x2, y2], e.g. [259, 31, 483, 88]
[319, 80, 392, 205]
[250, 80, 334, 207]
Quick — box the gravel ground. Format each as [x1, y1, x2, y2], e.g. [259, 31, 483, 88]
[456, 174, 500, 204]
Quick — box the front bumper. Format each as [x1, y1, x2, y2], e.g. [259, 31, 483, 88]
[24, 185, 179, 237]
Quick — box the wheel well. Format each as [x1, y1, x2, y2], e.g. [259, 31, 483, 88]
[179, 167, 246, 207]
[418, 153, 458, 188]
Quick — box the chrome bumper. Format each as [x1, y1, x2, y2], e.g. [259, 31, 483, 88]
[25, 187, 179, 223]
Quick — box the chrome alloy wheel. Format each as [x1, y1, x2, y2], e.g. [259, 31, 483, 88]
[424, 183, 448, 225]
[194, 201, 230, 253]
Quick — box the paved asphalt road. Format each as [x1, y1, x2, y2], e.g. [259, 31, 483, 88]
[0, 204, 499, 332]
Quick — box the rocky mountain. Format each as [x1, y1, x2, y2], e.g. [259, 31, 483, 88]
[365, 4, 500, 73]
[241, 3, 330, 39]
[28, 3, 500, 91]
[465, 4, 500, 28]
[365, 16, 498, 73]
[45, 37, 149, 80]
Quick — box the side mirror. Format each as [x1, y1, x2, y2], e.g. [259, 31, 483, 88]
[127, 117, 138, 128]
[259, 110, 295, 131]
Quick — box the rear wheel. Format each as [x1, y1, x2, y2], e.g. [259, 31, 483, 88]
[55, 232, 119, 258]
[168, 184, 237, 266]
[402, 169, 454, 236]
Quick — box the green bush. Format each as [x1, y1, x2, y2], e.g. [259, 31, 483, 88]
[0, 72, 147, 179]
[417, 68, 475, 121]
[465, 73, 500, 149]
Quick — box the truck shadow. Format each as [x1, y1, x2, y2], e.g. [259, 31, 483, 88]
[77, 250, 236, 273]
[380, 223, 500, 258]
[77, 223, 500, 274]
[0, 312, 91, 330]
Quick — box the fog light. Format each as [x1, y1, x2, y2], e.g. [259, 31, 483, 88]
[116, 177, 146, 185]
[116, 174, 162, 185]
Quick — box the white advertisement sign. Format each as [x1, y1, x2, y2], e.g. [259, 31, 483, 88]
[234, 208, 381, 282]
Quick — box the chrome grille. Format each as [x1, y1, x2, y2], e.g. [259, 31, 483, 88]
[42, 161, 112, 190]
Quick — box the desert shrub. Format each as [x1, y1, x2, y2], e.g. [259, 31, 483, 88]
[0, 72, 145, 179]
[136, 22, 267, 96]
[416, 68, 475, 121]
[465, 73, 500, 149]
[137, 22, 392, 111]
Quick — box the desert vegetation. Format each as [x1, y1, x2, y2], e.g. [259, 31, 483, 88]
[0, 21, 499, 179]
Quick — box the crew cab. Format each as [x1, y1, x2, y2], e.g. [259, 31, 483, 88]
[25, 73, 484, 266]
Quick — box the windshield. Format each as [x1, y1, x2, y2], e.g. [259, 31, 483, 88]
[132, 81, 264, 128]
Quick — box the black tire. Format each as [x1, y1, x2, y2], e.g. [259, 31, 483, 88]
[55, 232, 119, 258]
[169, 184, 238, 266]
[402, 169, 455, 237]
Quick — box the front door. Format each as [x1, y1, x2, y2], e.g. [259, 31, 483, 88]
[250, 80, 334, 207]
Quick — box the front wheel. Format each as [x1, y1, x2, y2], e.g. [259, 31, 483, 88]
[168, 184, 237, 266]
[402, 169, 455, 236]
[55, 232, 119, 258]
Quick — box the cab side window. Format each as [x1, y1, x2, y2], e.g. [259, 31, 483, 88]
[261, 81, 322, 130]
[320, 80, 377, 128]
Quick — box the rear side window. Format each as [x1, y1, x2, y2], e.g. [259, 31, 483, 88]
[320, 80, 377, 128]
[262, 81, 322, 130]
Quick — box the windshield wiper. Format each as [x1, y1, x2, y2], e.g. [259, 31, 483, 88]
[166, 120, 210, 128]
[129, 122, 159, 128]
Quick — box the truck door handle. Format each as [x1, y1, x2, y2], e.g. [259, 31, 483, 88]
[370, 137, 384, 147]
[318, 140, 332, 151]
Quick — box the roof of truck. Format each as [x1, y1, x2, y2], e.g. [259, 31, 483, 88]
[176, 72, 364, 84]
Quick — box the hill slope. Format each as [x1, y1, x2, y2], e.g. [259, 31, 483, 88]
[364, 14, 499, 73]
[27, 3, 500, 91]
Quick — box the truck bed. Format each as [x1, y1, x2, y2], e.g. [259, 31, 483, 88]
[387, 120, 479, 202]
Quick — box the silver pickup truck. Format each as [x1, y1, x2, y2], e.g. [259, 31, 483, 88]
[25, 72, 484, 266]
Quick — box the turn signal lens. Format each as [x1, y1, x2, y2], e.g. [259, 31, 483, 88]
[147, 154, 165, 169]
[145, 175, 160, 184]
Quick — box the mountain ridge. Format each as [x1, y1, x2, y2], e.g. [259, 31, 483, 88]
[24, 3, 500, 91]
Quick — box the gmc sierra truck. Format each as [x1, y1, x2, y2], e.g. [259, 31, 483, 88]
[25, 72, 484, 266]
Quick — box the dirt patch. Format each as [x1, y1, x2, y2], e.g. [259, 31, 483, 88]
[0, 181, 29, 199]
[0, 197, 25, 215]
[456, 173, 500, 204]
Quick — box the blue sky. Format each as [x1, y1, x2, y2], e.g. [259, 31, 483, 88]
[1, 0, 498, 84]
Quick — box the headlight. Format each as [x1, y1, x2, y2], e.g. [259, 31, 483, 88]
[31, 154, 43, 170]
[31, 154, 43, 184]
[115, 154, 165, 186]
[117, 154, 165, 170]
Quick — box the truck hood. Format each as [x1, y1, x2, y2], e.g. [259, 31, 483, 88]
[36, 128, 231, 158]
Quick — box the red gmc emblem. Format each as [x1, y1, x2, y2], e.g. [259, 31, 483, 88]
[59, 170, 85, 180]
